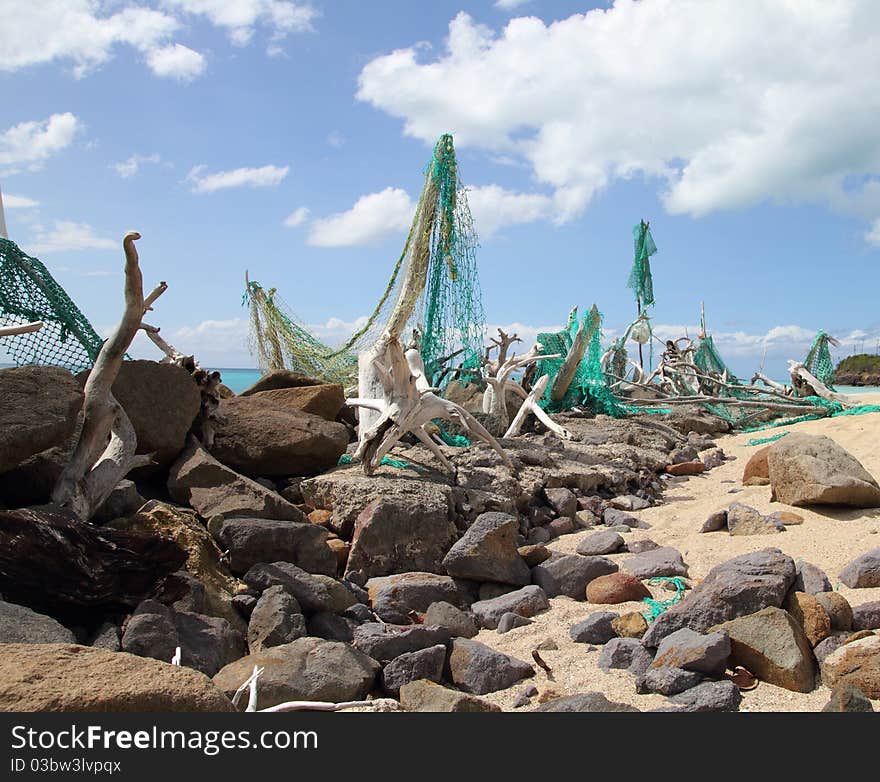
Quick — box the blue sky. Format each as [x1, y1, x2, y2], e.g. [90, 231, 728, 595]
[2, 0, 879, 380]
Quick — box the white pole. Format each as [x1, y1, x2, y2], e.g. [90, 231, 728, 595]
[0, 182, 8, 239]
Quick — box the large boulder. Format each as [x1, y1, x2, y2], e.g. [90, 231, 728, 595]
[213, 638, 379, 709]
[106, 501, 246, 628]
[650, 628, 731, 675]
[741, 446, 772, 486]
[121, 599, 246, 677]
[366, 573, 470, 624]
[247, 586, 307, 653]
[381, 645, 446, 697]
[0, 600, 76, 644]
[713, 607, 817, 692]
[442, 512, 530, 586]
[0, 365, 82, 474]
[168, 438, 302, 521]
[208, 516, 336, 577]
[622, 546, 688, 578]
[239, 370, 323, 396]
[768, 433, 880, 507]
[345, 496, 458, 582]
[210, 392, 348, 477]
[447, 638, 534, 694]
[240, 386, 345, 422]
[470, 585, 550, 629]
[839, 548, 880, 588]
[0, 643, 234, 711]
[351, 623, 451, 663]
[820, 634, 880, 699]
[642, 549, 796, 647]
[243, 562, 357, 615]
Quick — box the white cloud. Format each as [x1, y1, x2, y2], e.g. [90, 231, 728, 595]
[114, 153, 162, 178]
[2, 193, 39, 209]
[283, 206, 310, 227]
[0, 113, 80, 172]
[186, 163, 289, 193]
[162, 0, 317, 50]
[307, 315, 369, 345]
[145, 43, 206, 80]
[495, 0, 532, 10]
[866, 218, 880, 247]
[467, 184, 555, 237]
[308, 187, 415, 247]
[30, 221, 116, 254]
[357, 3, 880, 239]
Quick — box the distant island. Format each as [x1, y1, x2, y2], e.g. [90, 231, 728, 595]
[834, 353, 880, 386]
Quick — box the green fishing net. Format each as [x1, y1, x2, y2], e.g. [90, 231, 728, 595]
[627, 220, 657, 308]
[0, 237, 103, 371]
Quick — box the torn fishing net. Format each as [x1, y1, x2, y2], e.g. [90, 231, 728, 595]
[627, 220, 657, 308]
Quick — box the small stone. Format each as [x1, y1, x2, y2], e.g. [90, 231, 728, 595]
[597, 637, 643, 671]
[518, 544, 551, 568]
[535, 637, 558, 651]
[399, 680, 500, 712]
[651, 627, 731, 675]
[770, 511, 804, 526]
[742, 446, 771, 486]
[603, 508, 647, 528]
[448, 638, 534, 694]
[783, 591, 832, 646]
[640, 666, 704, 696]
[839, 548, 880, 588]
[575, 509, 601, 528]
[570, 612, 619, 644]
[544, 487, 577, 519]
[497, 612, 533, 634]
[726, 502, 785, 536]
[700, 510, 728, 533]
[667, 680, 742, 712]
[586, 572, 651, 604]
[611, 612, 648, 639]
[852, 601, 880, 631]
[622, 547, 688, 579]
[821, 682, 875, 712]
[609, 495, 650, 512]
[423, 602, 478, 639]
[380, 644, 446, 697]
[666, 461, 706, 477]
[626, 539, 659, 554]
[533, 693, 639, 712]
[470, 585, 550, 630]
[794, 561, 832, 595]
[701, 448, 725, 470]
[548, 517, 574, 537]
[576, 530, 625, 556]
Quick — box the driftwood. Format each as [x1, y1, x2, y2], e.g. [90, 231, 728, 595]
[0, 320, 43, 337]
[347, 337, 512, 474]
[550, 305, 600, 402]
[504, 373, 573, 439]
[787, 360, 849, 404]
[0, 507, 186, 614]
[51, 232, 163, 520]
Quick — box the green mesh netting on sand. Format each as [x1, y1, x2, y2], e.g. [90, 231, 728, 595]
[0, 237, 103, 371]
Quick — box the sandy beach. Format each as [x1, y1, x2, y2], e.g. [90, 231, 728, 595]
[477, 396, 880, 712]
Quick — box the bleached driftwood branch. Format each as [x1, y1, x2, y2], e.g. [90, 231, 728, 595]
[787, 361, 849, 404]
[482, 337, 559, 426]
[504, 373, 573, 439]
[550, 305, 600, 403]
[259, 699, 399, 713]
[51, 232, 161, 520]
[0, 320, 43, 337]
[347, 337, 512, 475]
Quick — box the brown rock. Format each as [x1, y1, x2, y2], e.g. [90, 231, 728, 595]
[611, 612, 648, 638]
[326, 538, 349, 571]
[742, 445, 771, 486]
[586, 572, 651, 604]
[399, 679, 500, 712]
[308, 509, 333, 527]
[820, 634, 880, 698]
[784, 591, 832, 646]
[245, 385, 345, 422]
[0, 643, 233, 711]
[666, 461, 706, 477]
[518, 544, 551, 568]
[238, 370, 323, 396]
[770, 511, 804, 526]
[814, 592, 853, 632]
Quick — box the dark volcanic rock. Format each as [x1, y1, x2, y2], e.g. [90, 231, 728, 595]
[398, 679, 500, 712]
[650, 628, 730, 675]
[839, 548, 880, 588]
[351, 623, 451, 663]
[622, 546, 688, 579]
[366, 573, 469, 624]
[642, 549, 796, 647]
[381, 645, 446, 697]
[576, 530, 625, 556]
[423, 602, 478, 639]
[243, 562, 356, 615]
[570, 612, 618, 644]
[794, 561, 832, 595]
[667, 680, 742, 712]
[639, 666, 704, 696]
[497, 612, 533, 633]
[246, 586, 307, 653]
[597, 637, 644, 671]
[470, 585, 550, 630]
[447, 638, 534, 694]
[442, 512, 530, 586]
[531, 555, 617, 599]
[209, 516, 336, 577]
[533, 693, 639, 712]
[0, 600, 76, 644]
[852, 601, 880, 631]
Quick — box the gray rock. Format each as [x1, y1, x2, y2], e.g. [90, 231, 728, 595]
[470, 585, 550, 629]
[351, 623, 451, 663]
[822, 682, 875, 712]
[642, 549, 796, 647]
[727, 502, 785, 535]
[92, 480, 146, 524]
[667, 680, 742, 712]
[366, 572, 470, 624]
[639, 666, 704, 696]
[531, 554, 618, 599]
[381, 644, 446, 697]
[569, 612, 618, 644]
[700, 510, 728, 533]
[597, 637, 643, 671]
[768, 433, 880, 507]
[622, 546, 688, 579]
[794, 561, 832, 594]
[813, 632, 849, 664]
[839, 547, 880, 588]
[442, 512, 530, 586]
[609, 494, 650, 512]
[89, 622, 121, 651]
[247, 586, 307, 653]
[213, 637, 379, 709]
[306, 612, 356, 643]
[651, 628, 731, 675]
[0, 600, 76, 645]
[544, 488, 577, 518]
[603, 508, 649, 529]
[168, 439, 302, 521]
[448, 638, 534, 694]
[576, 530, 625, 556]
[232, 594, 258, 619]
[243, 562, 357, 615]
[0, 366, 83, 473]
[209, 516, 336, 577]
[342, 603, 374, 623]
[852, 601, 880, 630]
[626, 539, 659, 554]
[533, 693, 639, 712]
[497, 612, 533, 634]
[346, 496, 458, 581]
[122, 599, 246, 677]
[477, 583, 514, 602]
[398, 679, 500, 712]
[423, 602, 478, 639]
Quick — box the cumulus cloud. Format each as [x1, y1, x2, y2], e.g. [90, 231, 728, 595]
[283, 206, 310, 227]
[866, 218, 880, 247]
[308, 187, 415, 247]
[2, 193, 39, 209]
[30, 221, 116, 254]
[357, 2, 880, 238]
[145, 43, 206, 80]
[0, 113, 80, 172]
[495, 0, 532, 10]
[186, 163, 289, 193]
[113, 153, 162, 178]
[467, 185, 555, 237]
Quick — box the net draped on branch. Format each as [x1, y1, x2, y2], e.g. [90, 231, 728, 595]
[244, 134, 486, 389]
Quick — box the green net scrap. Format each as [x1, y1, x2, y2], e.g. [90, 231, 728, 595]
[0, 237, 103, 372]
[627, 220, 657, 308]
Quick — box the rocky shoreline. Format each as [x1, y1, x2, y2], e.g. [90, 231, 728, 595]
[1, 362, 878, 712]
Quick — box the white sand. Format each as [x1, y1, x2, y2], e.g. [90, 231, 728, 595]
[477, 403, 880, 712]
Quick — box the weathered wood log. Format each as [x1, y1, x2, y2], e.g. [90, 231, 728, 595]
[0, 320, 43, 337]
[0, 507, 186, 614]
[550, 304, 600, 402]
[504, 374, 572, 439]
